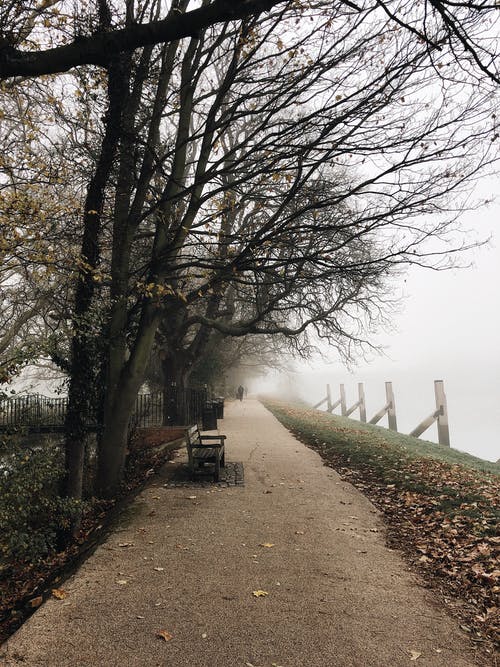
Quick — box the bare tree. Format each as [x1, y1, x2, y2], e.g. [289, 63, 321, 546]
[81, 3, 497, 495]
[0, 1, 498, 497]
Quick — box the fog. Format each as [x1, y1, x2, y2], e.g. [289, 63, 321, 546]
[252, 198, 500, 464]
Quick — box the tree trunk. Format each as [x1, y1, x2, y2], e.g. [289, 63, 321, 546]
[97, 302, 160, 497]
[64, 57, 129, 500]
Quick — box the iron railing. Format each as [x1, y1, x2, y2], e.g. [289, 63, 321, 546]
[0, 387, 210, 431]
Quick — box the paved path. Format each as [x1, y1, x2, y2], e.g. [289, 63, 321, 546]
[1, 399, 480, 667]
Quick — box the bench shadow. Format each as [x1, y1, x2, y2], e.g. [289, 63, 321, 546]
[158, 459, 244, 488]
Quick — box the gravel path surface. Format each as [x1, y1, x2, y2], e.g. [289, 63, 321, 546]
[1, 399, 480, 667]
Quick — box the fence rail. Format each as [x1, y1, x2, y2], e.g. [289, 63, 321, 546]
[313, 380, 450, 446]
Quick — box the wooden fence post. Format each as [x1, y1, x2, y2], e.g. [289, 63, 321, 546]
[368, 381, 397, 431]
[409, 380, 450, 445]
[326, 383, 332, 412]
[358, 383, 366, 422]
[386, 382, 397, 431]
[434, 380, 450, 446]
[340, 384, 347, 416]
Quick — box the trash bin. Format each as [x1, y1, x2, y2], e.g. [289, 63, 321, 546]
[215, 397, 224, 419]
[202, 402, 217, 430]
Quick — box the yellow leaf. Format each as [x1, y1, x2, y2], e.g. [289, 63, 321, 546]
[409, 651, 422, 661]
[156, 629, 173, 642]
[259, 543, 275, 548]
[51, 588, 68, 600]
[252, 590, 269, 597]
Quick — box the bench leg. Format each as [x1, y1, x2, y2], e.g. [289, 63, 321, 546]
[214, 456, 220, 482]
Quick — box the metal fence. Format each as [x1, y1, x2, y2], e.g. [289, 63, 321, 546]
[163, 384, 208, 427]
[131, 392, 164, 429]
[0, 394, 68, 429]
[0, 386, 209, 432]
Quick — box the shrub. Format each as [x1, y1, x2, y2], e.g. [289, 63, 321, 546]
[0, 441, 80, 567]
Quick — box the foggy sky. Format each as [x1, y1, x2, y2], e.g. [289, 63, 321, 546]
[254, 191, 500, 463]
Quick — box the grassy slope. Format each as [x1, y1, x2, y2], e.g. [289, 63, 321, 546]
[261, 396, 499, 656]
[285, 400, 499, 474]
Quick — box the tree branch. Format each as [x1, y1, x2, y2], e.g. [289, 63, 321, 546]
[0, 0, 287, 80]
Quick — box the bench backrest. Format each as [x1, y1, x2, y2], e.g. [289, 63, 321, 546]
[186, 425, 201, 466]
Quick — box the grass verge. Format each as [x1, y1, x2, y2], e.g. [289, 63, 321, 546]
[261, 396, 499, 657]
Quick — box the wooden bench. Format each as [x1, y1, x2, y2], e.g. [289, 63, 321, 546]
[186, 425, 226, 482]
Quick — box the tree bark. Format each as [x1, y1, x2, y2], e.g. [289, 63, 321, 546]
[97, 301, 161, 496]
[64, 57, 129, 500]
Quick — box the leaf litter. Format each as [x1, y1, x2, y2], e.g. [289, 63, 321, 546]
[264, 399, 500, 655]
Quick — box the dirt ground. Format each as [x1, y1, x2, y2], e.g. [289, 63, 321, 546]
[0, 399, 484, 666]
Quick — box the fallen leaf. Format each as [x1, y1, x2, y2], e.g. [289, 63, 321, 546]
[118, 542, 134, 548]
[409, 650, 422, 661]
[116, 579, 128, 585]
[156, 629, 173, 642]
[259, 543, 275, 548]
[51, 588, 68, 600]
[295, 530, 304, 535]
[153, 567, 165, 572]
[29, 596, 43, 608]
[201, 632, 207, 639]
[252, 590, 269, 597]
[186, 495, 197, 499]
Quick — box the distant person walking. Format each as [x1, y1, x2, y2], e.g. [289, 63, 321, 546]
[237, 385, 244, 401]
